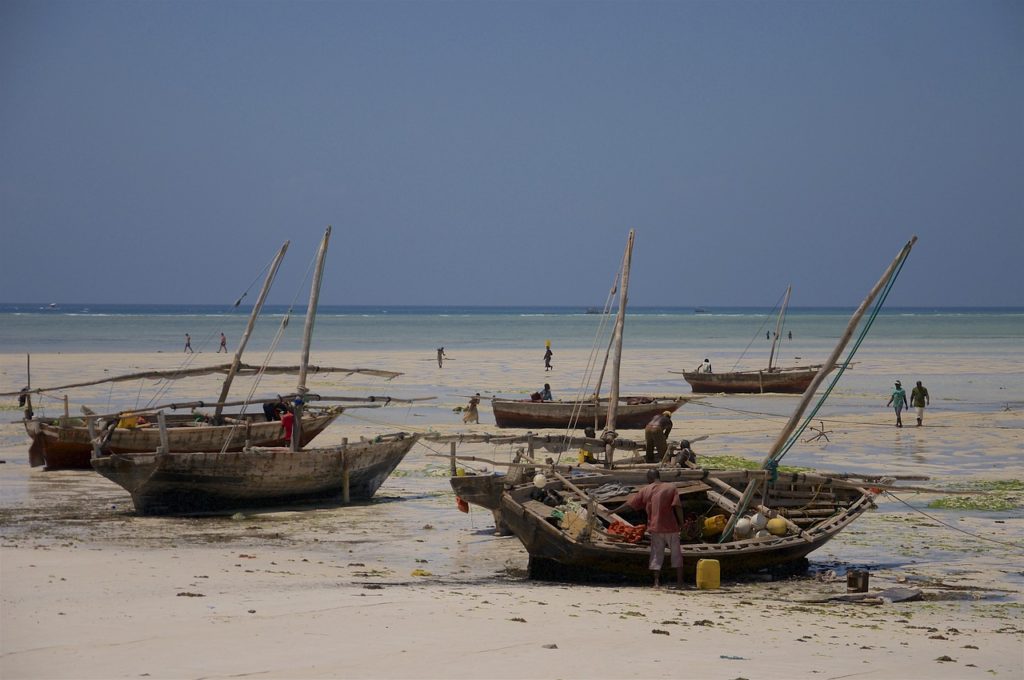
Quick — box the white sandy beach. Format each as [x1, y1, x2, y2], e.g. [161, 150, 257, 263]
[2, 348, 1022, 679]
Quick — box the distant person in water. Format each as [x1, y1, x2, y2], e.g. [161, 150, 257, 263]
[437, 347, 446, 368]
[910, 380, 930, 427]
[767, 330, 770, 340]
[788, 330, 792, 340]
[218, 333, 227, 352]
[886, 380, 908, 427]
[544, 345, 553, 371]
[184, 333, 193, 353]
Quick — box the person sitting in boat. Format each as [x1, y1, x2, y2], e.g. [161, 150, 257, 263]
[540, 383, 553, 401]
[262, 397, 288, 422]
[671, 439, 696, 466]
[695, 358, 712, 374]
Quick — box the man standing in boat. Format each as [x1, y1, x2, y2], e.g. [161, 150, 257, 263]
[644, 411, 673, 463]
[610, 469, 685, 588]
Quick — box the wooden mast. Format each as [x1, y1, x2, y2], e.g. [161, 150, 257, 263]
[766, 284, 791, 372]
[214, 241, 290, 420]
[718, 235, 917, 541]
[291, 226, 332, 452]
[602, 229, 635, 465]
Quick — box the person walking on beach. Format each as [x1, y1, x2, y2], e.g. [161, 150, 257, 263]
[610, 469, 685, 588]
[911, 380, 930, 427]
[437, 347, 446, 368]
[886, 380, 908, 427]
[462, 393, 481, 424]
[218, 333, 227, 352]
[644, 410, 673, 464]
[544, 344, 553, 371]
[184, 333, 193, 353]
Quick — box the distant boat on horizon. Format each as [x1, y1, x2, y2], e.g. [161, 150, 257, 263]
[694, 307, 709, 314]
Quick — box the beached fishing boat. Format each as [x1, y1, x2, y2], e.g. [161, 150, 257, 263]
[92, 433, 418, 515]
[677, 286, 828, 394]
[499, 237, 918, 582]
[14, 241, 401, 471]
[491, 396, 692, 429]
[24, 408, 339, 471]
[501, 467, 876, 580]
[91, 227, 421, 515]
[493, 231, 693, 430]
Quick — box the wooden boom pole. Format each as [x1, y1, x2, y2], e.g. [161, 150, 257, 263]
[214, 241, 290, 419]
[292, 226, 331, 451]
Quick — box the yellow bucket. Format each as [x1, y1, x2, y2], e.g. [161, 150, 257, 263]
[696, 559, 720, 590]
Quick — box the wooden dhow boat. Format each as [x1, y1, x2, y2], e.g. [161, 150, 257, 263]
[12, 240, 401, 470]
[91, 227, 421, 515]
[493, 230, 694, 430]
[491, 396, 692, 429]
[499, 237, 919, 582]
[91, 433, 418, 515]
[677, 286, 829, 394]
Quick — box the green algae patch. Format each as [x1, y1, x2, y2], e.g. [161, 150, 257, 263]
[928, 480, 1024, 511]
[699, 455, 810, 474]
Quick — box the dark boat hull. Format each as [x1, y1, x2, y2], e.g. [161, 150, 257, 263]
[682, 367, 824, 394]
[499, 471, 872, 582]
[491, 397, 690, 429]
[91, 434, 418, 515]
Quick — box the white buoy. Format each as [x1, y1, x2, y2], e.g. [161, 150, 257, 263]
[533, 473, 547, 488]
[751, 512, 768, 530]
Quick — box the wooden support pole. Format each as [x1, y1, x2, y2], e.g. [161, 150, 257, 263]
[341, 438, 350, 504]
[449, 441, 457, 477]
[157, 411, 169, 454]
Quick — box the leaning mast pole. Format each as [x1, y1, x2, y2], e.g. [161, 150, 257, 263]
[292, 226, 332, 451]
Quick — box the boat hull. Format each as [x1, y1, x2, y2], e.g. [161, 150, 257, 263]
[90, 433, 419, 515]
[491, 397, 689, 429]
[499, 471, 872, 582]
[682, 367, 823, 394]
[24, 411, 340, 470]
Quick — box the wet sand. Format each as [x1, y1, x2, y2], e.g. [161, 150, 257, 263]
[1, 349, 1022, 678]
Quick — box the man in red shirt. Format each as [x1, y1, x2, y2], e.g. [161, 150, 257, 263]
[611, 469, 685, 588]
[280, 407, 295, 445]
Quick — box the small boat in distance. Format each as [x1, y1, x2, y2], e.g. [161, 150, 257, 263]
[493, 231, 695, 431]
[678, 286, 828, 394]
[693, 307, 708, 314]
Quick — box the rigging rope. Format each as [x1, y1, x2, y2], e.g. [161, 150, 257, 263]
[884, 491, 1024, 550]
[766, 249, 912, 468]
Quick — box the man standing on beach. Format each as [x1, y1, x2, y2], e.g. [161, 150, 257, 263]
[184, 333, 193, 353]
[437, 347, 446, 368]
[644, 411, 673, 463]
[886, 380, 908, 427]
[218, 333, 227, 352]
[911, 380, 930, 427]
[610, 469, 685, 588]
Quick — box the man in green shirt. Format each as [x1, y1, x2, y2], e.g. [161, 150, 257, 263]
[886, 381, 908, 427]
[910, 381, 930, 427]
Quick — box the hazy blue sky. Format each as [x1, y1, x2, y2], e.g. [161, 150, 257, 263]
[1, 1, 1020, 307]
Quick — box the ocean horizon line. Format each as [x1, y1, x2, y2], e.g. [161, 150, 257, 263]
[2, 302, 1022, 316]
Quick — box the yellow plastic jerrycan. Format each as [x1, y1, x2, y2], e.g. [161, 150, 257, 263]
[702, 514, 726, 537]
[696, 559, 720, 590]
